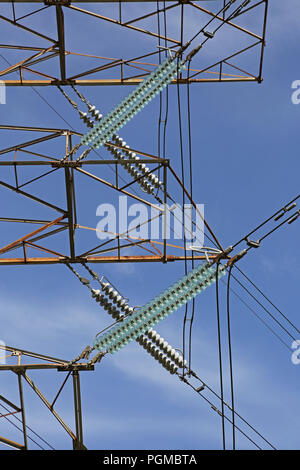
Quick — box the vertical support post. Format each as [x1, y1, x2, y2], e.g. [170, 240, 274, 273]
[65, 133, 76, 259]
[56, 4, 66, 83]
[72, 371, 84, 450]
[17, 372, 28, 450]
[258, 0, 269, 83]
[69, 134, 78, 227]
[65, 167, 76, 259]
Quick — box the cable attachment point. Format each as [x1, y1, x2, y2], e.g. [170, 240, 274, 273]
[211, 404, 223, 417]
[186, 44, 202, 62]
[274, 202, 297, 221]
[82, 263, 100, 281]
[288, 210, 300, 225]
[88, 351, 105, 365]
[231, 0, 250, 19]
[176, 40, 191, 57]
[68, 345, 93, 365]
[246, 238, 260, 249]
[227, 249, 247, 266]
[213, 245, 233, 264]
[203, 31, 214, 39]
[78, 276, 90, 286]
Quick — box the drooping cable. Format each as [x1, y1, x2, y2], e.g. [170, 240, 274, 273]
[186, 58, 196, 374]
[215, 261, 226, 450]
[68, 264, 276, 450]
[84, 267, 275, 449]
[226, 263, 236, 449]
[176, 51, 189, 379]
[156, 1, 169, 197]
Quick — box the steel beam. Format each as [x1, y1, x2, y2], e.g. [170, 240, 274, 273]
[16, 373, 28, 450]
[0, 363, 94, 371]
[1, 77, 258, 86]
[56, 5, 66, 82]
[64, 167, 76, 258]
[0, 254, 216, 265]
[0, 1, 182, 2]
[0, 344, 68, 364]
[72, 371, 84, 450]
[0, 435, 24, 450]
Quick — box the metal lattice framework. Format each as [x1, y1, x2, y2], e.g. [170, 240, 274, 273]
[0, 343, 96, 450]
[0, 124, 223, 266]
[0, 0, 268, 86]
[0, 0, 282, 453]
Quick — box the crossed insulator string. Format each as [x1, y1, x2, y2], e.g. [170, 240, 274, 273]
[57, 87, 163, 195]
[104, 140, 163, 201]
[111, 135, 163, 190]
[91, 261, 227, 354]
[106, 134, 163, 199]
[81, 57, 185, 148]
[66, 263, 188, 375]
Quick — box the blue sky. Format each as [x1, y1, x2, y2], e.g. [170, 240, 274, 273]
[0, 0, 300, 450]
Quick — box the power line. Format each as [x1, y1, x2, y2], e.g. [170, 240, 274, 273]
[226, 263, 236, 449]
[181, 369, 277, 450]
[234, 265, 300, 335]
[230, 272, 298, 343]
[215, 262, 226, 450]
[220, 277, 292, 351]
[186, 58, 196, 374]
[179, 374, 264, 450]
[0, 402, 54, 450]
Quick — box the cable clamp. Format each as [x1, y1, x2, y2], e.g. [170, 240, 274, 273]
[246, 238, 260, 248]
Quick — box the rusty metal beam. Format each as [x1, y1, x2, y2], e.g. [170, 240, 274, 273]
[0, 45, 55, 78]
[0, 77, 258, 86]
[64, 132, 76, 258]
[0, 14, 56, 43]
[0, 125, 80, 134]
[0, 215, 66, 255]
[66, 4, 180, 45]
[56, 5, 66, 82]
[21, 371, 88, 449]
[64, 167, 76, 258]
[0, 179, 66, 214]
[258, 0, 269, 83]
[16, 373, 28, 450]
[0, 363, 93, 371]
[190, 1, 263, 41]
[0, 0, 180, 2]
[72, 371, 84, 450]
[0, 344, 68, 364]
[0, 132, 63, 156]
[0, 254, 216, 265]
[0, 435, 24, 450]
